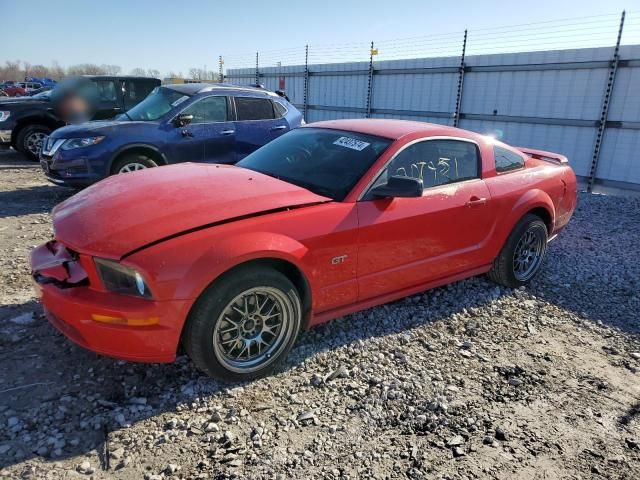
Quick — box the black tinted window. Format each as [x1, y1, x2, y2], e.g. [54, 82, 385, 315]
[235, 97, 274, 121]
[124, 80, 157, 109]
[237, 128, 391, 201]
[183, 96, 227, 123]
[494, 146, 525, 172]
[379, 139, 479, 189]
[93, 80, 118, 102]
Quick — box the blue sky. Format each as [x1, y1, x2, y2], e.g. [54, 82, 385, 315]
[1, 0, 634, 76]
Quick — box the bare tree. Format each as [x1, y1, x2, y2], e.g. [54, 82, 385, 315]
[0, 61, 22, 81]
[49, 61, 65, 80]
[29, 65, 49, 78]
[22, 62, 32, 80]
[146, 69, 160, 79]
[130, 67, 147, 76]
[67, 63, 106, 75]
[101, 64, 122, 75]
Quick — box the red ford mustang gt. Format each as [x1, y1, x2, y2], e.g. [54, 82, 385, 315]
[31, 119, 577, 381]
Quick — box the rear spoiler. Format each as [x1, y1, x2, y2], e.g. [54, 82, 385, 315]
[516, 147, 568, 164]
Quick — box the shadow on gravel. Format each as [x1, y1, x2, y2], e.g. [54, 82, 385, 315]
[2, 193, 639, 470]
[0, 185, 74, 218]
[529, 194, 640, 337]
[619, 402, 640, 426]
[0, 276, 505, 470]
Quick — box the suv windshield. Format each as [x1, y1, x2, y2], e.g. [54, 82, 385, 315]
[32, 90, 52, 99]
[237, 128, 392, 201]
[126, 87, 189, 121]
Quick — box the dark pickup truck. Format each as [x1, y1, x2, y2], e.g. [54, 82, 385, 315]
[0, 75, 160, 160]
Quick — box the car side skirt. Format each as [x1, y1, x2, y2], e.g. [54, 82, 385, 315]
[309, 264, 492, 327]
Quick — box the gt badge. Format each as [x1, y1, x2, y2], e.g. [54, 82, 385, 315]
[331, 255, 348, 265]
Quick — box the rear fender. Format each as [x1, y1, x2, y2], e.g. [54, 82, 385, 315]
[494, 189, 556, 252]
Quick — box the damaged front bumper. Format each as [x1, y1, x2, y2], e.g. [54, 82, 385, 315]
[30, 240, 189, 363]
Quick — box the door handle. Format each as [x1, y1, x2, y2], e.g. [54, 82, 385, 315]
[271, 125, 287, 131]
[181, 129, 193, 137]
[221, 129, 235, 135]
[466, 196, 487, 207]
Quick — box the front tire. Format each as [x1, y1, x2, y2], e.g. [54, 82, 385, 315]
[488, 214, 548, 288]
[111, 154, 158, 175]
[182, 266, 302, 382]
[16, 125, 51, 161]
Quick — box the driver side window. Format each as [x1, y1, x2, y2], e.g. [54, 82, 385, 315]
[182, 96, 227, 123]
[378, 139, 480, 189]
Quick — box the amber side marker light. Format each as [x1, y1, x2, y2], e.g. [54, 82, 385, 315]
[91, 314, 159, 326]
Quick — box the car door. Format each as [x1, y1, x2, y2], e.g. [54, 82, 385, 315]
[92, 79, 122, 119]
[232, 96, 289, 162]
[356, 138, 495, 302]
[167, 95, 235, 164]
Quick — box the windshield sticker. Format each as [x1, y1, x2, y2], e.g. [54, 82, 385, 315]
[171, 96, 189, 107]
[333, 136, 370, 151]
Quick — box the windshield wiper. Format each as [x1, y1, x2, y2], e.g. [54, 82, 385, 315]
[124, 111, 133, 121]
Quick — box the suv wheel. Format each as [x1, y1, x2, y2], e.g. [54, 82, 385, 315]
[111, 154, 158, 175]
[16, 125, 51, 161]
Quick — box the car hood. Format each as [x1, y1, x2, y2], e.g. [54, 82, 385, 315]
[51, 119, 154, 138]
[52, 163, 331, 257]
[0, 97, 49, 107]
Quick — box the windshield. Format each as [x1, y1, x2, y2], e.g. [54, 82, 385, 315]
[125, 87, 189, 121]
[237, 128, 392, 201]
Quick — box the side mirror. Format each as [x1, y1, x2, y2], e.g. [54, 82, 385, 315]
[370, 175, 423, 198]
[174, 113, 193, 127]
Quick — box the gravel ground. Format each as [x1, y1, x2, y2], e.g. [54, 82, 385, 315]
[0, 149, 639, 479]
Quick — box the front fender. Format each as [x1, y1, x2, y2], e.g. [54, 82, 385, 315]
[129, 229, 313, 305]
[108, 143, 169, 171]
[176, 231, 312, 300]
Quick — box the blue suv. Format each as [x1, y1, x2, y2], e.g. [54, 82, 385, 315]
[39, 83, 304, 187]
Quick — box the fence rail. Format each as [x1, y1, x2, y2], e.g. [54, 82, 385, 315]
[222, 11, 640, 191]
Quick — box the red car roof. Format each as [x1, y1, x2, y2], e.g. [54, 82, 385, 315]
[305, 119, 485, 142]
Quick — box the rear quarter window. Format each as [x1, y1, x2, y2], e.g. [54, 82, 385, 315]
[273, 101, 287, 118]
[494, 146, 525, 173]
[235, 97, 275, 121]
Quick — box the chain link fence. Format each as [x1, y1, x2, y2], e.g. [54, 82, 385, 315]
[220, 11, 640, 191]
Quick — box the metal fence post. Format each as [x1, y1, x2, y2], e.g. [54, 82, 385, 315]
[365, 41, 375, 118]
[303, 44, 309, 120]
[587, 11, 625, 192]
[218, 56, 224, 83]
[255, 52, 259, 86]
[453, 29, 468, 128]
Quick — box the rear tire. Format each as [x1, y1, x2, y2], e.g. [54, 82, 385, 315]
[182, 266, 302, 382]
[111, 154, 158, 175]
[488, 214, 548, 288]
[16, 125, 51, 161]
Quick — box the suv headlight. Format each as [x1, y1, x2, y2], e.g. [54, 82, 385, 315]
[61, 136, 105, 150]
[0, 111, 10, 122]
[94, 258, 152, 299]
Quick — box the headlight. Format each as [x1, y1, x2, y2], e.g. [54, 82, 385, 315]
[0, 111, 10, 122]
[61, 136, 105, 150]
[94, 258, 152, 299]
